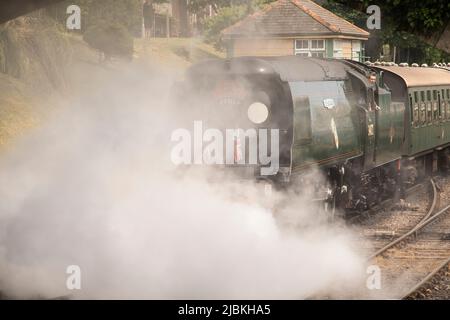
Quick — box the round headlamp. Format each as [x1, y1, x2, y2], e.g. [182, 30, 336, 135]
[247, 102, 269, 124]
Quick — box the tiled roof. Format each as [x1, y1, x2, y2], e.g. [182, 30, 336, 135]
[222, 0, 369, 39]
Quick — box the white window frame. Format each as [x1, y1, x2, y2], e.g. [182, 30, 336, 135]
[294, 39, 326, 57]
[310, 39, 325, 50]
[333, 39, 343, 59]
[351, 40, 362, 61]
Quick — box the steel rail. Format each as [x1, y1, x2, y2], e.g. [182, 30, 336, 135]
[367, 179, 439, 261]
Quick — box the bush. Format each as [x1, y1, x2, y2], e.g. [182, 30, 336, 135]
[83, 22, 134, 61]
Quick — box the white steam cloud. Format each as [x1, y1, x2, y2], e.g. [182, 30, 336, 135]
[0, 62, 364, 299]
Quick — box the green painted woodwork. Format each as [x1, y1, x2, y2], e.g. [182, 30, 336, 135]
[289, 80, 362, 172]
[407, 86, 450, 155]
[373, 88, 404, 165]
[326, 39, 333, 58]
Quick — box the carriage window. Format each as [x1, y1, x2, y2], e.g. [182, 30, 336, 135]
[443, 89, 446, 119]
[411, 95, 419, 126]
[438, 90, 447, 120]
[447, 99, 450, 120]
[420, 101, 426, 125]
[442, 101, 446, 120]
[427, 102, 432, 123]
[437, 92, 442, 119]
[413, 103, 419, 125]
[433, 91, 439, 120]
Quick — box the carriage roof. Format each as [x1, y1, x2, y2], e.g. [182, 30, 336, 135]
[373, 66, 450, 88]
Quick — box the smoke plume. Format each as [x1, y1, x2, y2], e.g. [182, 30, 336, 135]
[0, 59, 365, 299]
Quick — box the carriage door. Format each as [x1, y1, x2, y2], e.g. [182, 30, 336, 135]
[437, 90, 444, 143]
[363, 88, 377, 169]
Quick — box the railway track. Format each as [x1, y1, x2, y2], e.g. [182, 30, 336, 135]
[348, 182, 429, 225]
[307, 179, 443, 300]
[361, 177, 450, 299]
[402, 256, 450, 299]
[352, 179, 438, 257]
[302, 177, 450, 300]
[366, 179, 439, 260]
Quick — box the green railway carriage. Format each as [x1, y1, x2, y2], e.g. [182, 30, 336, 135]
[373, 66, 450, 158]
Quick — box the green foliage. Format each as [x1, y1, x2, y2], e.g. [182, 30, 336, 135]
[0, 18, 72, 90]
[332, 0, 450, 36]
[46, 0, 141, 61]
[325, 0, 450, 63]
[46, 0, 142, 37]
[86, 0, 142, 37]
[83, 22, 134, 60]
[203, 5, 248, 49]
[421, 45, 449, 64]
[0, 25, 24, 78]
[322, 1, 367, 28]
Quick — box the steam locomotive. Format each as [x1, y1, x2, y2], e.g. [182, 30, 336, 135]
[174, 56, 450, 212]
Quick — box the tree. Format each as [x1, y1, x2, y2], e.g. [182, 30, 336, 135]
[322, 0, 450, 63]
[46, 0, 143, 36]
[201, 0, 275, 48]
[330, 0, 450, 53]
[86, 0, 142, 37]
[203, 4, 248, 48]
[83, 22, 134, 61]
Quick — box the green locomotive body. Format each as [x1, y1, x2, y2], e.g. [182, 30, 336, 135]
[178, 57, 450, 211]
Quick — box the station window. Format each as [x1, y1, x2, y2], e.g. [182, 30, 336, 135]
[427, 90, 431, 101]
[414, 91, 418, 102]
[433, 90, 438, 100]
[447, 89, 450, 99]
[295, 40, 308, 50]
[421, 91, 425, 102]
[311, 40, 325, 49]
[294, 39, 326, 57]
